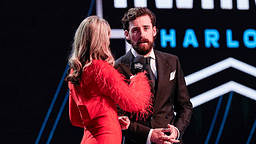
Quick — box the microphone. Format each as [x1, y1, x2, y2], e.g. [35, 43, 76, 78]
[130, 56, 147, 75]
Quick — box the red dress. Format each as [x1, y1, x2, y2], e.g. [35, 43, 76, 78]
[68, 60, 152, 144]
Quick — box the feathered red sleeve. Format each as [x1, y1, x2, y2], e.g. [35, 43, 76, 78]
[82, 60, 153, 119]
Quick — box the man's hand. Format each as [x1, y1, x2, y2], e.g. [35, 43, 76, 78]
[161, 124, 180, 143]
[150, 124, 180, 144]
[118, 116, 130, 130]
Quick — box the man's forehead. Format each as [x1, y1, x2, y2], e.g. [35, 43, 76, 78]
[130, 24, 151, 28]
[128, 16, 152, 29]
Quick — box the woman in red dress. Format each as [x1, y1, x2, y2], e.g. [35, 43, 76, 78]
[66, 16, 153, 144]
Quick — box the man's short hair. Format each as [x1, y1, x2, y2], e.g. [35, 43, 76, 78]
[121, 7, 157, 31]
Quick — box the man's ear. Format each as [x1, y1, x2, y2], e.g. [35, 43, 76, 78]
[124, 30, 130, 41]
[153, 26, 157, 37]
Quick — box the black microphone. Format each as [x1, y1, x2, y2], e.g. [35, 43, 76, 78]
[130, 56, 147, 75]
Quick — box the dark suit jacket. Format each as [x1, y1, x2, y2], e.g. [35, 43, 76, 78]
[115, 49, 193, 144]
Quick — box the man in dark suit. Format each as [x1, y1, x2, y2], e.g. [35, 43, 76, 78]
[115, 7, 193, 144]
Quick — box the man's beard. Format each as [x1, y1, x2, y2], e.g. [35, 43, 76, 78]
[132, 38, 154, 55]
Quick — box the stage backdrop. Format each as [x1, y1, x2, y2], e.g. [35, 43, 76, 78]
[2, 0, 256, 144]
[102, 0, 256, 144]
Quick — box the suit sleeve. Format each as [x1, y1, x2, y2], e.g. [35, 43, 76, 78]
[123, 121, 151, 143]
[83, 60, 153, 119]
[173, 57, 193, 136]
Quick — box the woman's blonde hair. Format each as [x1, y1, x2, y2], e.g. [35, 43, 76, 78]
[66, 16, 114, 84]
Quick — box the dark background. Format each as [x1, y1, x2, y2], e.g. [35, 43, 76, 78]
[1, 0, 256, 143]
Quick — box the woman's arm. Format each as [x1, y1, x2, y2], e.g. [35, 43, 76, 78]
[84, 60, 153, 118]
[69, 95, 84, 128]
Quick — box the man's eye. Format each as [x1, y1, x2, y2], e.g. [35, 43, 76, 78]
[132, 29, 138, 33]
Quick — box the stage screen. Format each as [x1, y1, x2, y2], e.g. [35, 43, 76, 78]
[101, 0, 256, 143]
[3, 0, 256, 143]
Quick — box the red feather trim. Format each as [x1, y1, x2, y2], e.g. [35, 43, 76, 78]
[82, 60, 153, 120]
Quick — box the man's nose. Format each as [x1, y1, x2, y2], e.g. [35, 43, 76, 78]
[140, 29, 146, 38]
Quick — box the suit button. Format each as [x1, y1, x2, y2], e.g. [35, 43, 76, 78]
[151, 117, 154, 121]
[165, 115, 169, 119]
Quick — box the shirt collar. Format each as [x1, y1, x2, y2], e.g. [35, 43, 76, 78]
[131, 48, 156, 60]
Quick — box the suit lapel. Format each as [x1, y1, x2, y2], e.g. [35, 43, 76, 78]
[153, 50, 172, 116]
[116, 50, 134, 78]
[120, 50, 134, 65]
[117, 50, 173, 116]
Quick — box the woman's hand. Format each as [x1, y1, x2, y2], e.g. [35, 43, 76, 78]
[118, 116, 130, 130]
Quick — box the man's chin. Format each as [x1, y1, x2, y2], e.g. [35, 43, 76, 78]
[136, 47, 152, 55]
[138, 42, 148, 45]
[132, 42, 152, 55]
[137, 43, 148, 47]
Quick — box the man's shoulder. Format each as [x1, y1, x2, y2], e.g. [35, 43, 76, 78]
[115, 55, 126, 64]
[155, 49, 178, 60]
[115, 51, 133, 65]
